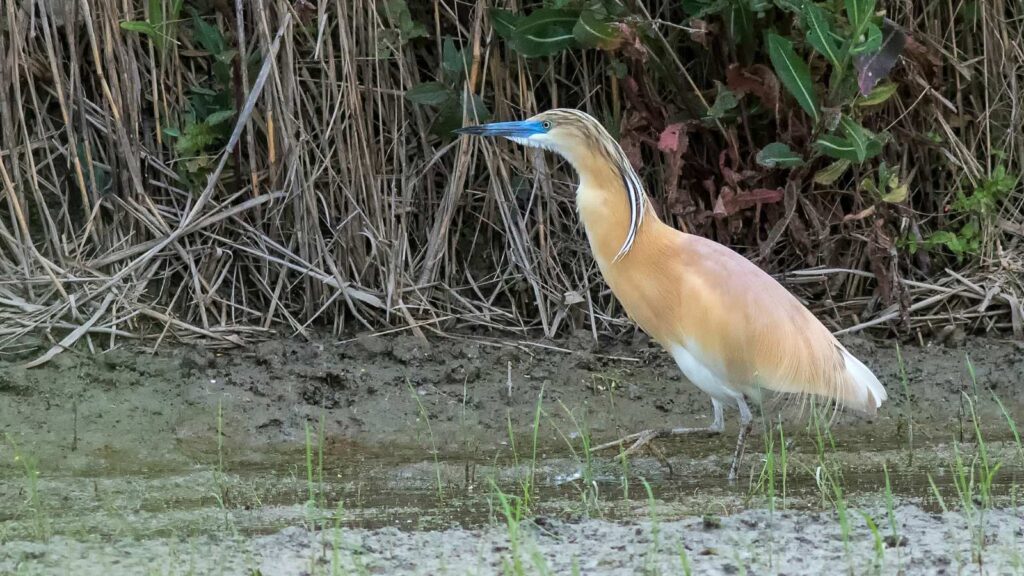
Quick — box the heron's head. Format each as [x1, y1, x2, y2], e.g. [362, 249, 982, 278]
[454, 109, 607, 166]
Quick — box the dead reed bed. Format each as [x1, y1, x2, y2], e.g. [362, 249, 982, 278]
[0, 0, 1022, 362]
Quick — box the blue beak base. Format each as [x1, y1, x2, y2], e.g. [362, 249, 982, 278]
[453, 120, 546, 138]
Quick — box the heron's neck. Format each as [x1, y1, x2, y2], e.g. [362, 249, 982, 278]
[569, 154, 660, 266]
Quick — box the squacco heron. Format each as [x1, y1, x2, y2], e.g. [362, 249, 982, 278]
[456, 108, 887, 480]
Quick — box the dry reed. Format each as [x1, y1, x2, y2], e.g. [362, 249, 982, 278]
[0, 0, 1021, 363]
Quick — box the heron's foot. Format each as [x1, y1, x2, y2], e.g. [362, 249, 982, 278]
[590, 426, 720, 456]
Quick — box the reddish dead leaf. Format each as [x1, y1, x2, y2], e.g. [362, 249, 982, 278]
[717, 148, 758, 189]
[658, 123, 689, 153]
[714, 187, 784, 218]
[657, 122, 693, 221]
[726, 64, 781, 116]
[842, 205, 876, 222]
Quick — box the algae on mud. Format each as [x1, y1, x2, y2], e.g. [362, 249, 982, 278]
[1, 334, 1023, 574]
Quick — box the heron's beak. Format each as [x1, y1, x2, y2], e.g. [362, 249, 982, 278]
[454, 120, 546, 138]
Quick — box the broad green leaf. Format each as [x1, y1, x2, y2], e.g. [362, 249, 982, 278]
[573, 10, 621, 50]
[756, 142, 804, 168]
[725, 2, 754, 45]
[844, 0, 876, 34]
[405, 82, 455, 106]
[435, 92, 491, 137]
[205, 109, 236, 125]
[839, 116, 870, 162]
[865, 137, 883, 159]
[881, 181, 908, 203]
[859, 177, 878, 195]
[814, 135, 861, 161]
[120, 21, 158, 37]
[766, 33, 819, 122]
[803, 4, 840, 66]
[383, 0, 428, 43]
[189, 85, 218, 96]
[510, 8, 580, 57]
[708, 81, 739, 118]
[489, 8, 521, 40]
[850, 21, 882, 54]
[175, 121, 219, 156]
[814, 159, 851, 185]
[856, 82, 898, 106]
[442, 37, 471, 74]
[682, 0, 729, 18]
[192, 14, 225, 55]
[773, 0, 806, 12]
[148, 0, 163, 26]
[215, 49, 238, 64]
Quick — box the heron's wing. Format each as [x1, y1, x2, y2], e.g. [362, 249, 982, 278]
[666, 235, 884, 412]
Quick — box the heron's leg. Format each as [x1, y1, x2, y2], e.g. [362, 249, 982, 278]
[727, 395, 754, 482]
[591, 398, 725, 455]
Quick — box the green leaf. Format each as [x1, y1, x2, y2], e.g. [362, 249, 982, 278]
[682, 0, 729, 18]
[404, 82, 455, 106]
[192, 14, 225, 55]
[850, 21, 882, 54]
[442, 37, 471, 74]
[434, 92, 491, 137]
[120, 20, 158, 37]
[814, 135, 861, 161]
[573, 10, 621, 50]
[814, 159, 851, 185]
[725, 2, 755, 45]
[384, 0, 428, 43]
[205, 109, 236, 125]
[489, 8, 522, 40]
[839, 116, 870, 162]
[844, 0, 877, 34]
[510, 8, 580, 57]
[773, 0, 806, 13]
[175, 121, 219, 156]
[880, 181, 908, 203]
[756, 142, 804, 168]
[766, 33, 819, 122]
[189, 86, 219, 96]
[856, 82, 898, 106]
[707, 81, 739, 118]
[148, 0, 163, 26]
[803, 4, 840, 66]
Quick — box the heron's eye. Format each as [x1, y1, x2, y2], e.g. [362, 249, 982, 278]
[542, 121, 551, 130]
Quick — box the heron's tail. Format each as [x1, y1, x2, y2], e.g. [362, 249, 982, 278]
[839, 348, 887, 415]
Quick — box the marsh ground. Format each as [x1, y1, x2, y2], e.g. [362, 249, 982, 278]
[1, 333, 1022, 574]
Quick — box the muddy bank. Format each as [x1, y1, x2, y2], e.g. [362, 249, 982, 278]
[2, 333, 1023, 476]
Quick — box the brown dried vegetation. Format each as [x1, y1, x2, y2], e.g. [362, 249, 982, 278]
[0, 0, 1022, 364]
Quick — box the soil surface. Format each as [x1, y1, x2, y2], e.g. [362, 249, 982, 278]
[1, 332, 1023, 574]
